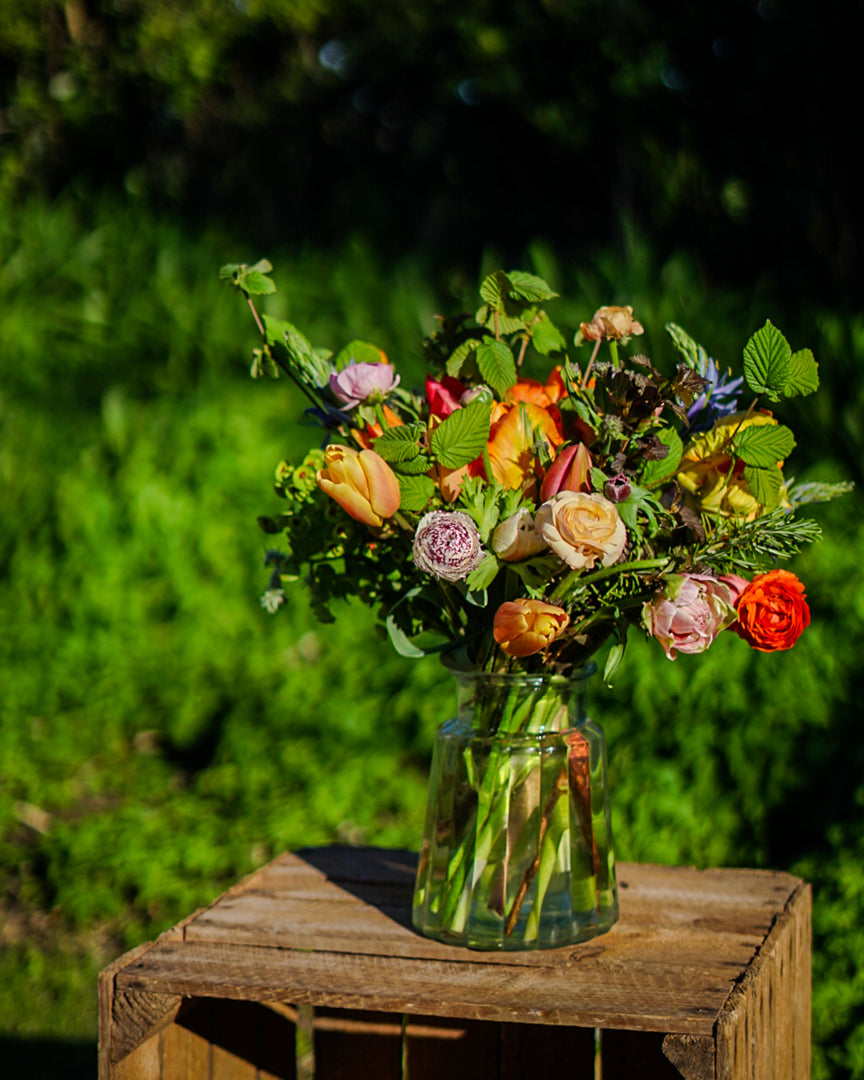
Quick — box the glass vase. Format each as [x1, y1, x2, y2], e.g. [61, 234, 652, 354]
[412, 666, 618, 950]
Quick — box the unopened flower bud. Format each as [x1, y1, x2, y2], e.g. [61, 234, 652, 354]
[604, 474, 632, 503]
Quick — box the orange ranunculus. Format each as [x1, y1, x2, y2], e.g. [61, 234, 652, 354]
[493, 599, 570, 658]
[731, 570, 810, 652]
[316, 445, 401, 527]
[484, 400, 564, 490]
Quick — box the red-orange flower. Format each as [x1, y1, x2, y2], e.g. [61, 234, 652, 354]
[493, 599, 570, 658]
[732, 569, 810, 652]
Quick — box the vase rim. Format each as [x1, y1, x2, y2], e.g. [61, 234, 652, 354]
[450, 663, 597, 685]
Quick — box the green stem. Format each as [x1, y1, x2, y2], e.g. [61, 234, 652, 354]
[550, 557, 671, 602]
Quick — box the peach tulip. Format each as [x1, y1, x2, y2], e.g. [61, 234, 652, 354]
[316, 445, 401, 527]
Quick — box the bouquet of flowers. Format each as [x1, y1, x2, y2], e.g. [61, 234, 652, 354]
[223, 261, 848, 948]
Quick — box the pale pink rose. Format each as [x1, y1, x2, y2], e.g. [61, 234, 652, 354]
[535, 491, 626, 571]
[642, 574, 738, 660]
[330, 361, 399, 409]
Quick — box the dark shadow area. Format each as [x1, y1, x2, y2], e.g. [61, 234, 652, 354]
[0, 1036, 96, 1080]
[296, 845, 418, 932]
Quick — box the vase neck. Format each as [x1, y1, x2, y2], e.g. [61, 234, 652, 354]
[453, 669, 594, 737]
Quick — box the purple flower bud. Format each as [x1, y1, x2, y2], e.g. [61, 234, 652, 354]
[412, 511, 484, 583]
[329, 361, 400, 409]
[604, 473, 632, 502]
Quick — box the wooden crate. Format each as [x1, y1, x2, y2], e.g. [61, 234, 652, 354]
[98, 847, 810, 1080]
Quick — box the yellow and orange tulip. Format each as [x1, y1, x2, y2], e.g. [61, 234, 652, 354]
[316, 444, 400, 527]
[493, 598, 570, 658]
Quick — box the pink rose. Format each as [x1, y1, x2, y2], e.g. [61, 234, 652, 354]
[330, 361, 399, 409]
[642, 574, 738, 660]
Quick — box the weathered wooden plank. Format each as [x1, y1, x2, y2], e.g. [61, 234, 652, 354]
[162, 1005, 212, 1080]
[116, 939, 728, 1034]
[661, 1034, 716, 1080]
[111, 1034, 162, 1080]
[715, 882, 811, 1080]
[312, 1008, 403, 1080]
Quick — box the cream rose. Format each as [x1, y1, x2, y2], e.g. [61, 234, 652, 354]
[535, 491, 626, 571]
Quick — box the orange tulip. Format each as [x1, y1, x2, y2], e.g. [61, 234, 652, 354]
[316, 445, 401, 527]
[485, 401, 564, 490]
[493, 599, 570, 658]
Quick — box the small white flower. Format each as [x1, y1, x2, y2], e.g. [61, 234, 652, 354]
[260, 588, 286, 614]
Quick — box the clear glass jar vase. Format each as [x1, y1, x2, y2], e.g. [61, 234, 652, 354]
[412, 667, 618, 950]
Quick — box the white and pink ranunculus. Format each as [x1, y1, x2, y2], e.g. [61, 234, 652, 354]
[642, 573, 739, 660]
[412, 510, 484, 583]
[329, 361, 400, 409]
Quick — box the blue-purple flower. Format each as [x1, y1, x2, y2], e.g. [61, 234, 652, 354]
[686, 356, 743, 433]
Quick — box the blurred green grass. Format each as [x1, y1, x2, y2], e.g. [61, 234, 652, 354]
[1, 191, 863, 1077]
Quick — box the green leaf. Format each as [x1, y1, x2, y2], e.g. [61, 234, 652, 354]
[242, 270, 276, 296]
[479, 270, 510, 308]
[250, 347, 279, 380]
[430, 399, 493, 469]
[665, 322, 711, 371]
[641, 427, 684, 486]
[446, 338, 480, 378]
[277, 320, 333, 387]
[507, 270, 558, 303]
[397, 473, 436, 512]
[475, 305, 527, 335]
[742, 320, 791, 401]
[531, 312, 567, 356]
[476, 340, 517, 397]
[465, 553, 500, 592]
[334, 340, 385, 370]
[732, 424, 795, 467]
[392, 454, 435, 476]
[373, 423, 424, 463]
[744, 464, 783, 509]
[784, 348, 820, 397]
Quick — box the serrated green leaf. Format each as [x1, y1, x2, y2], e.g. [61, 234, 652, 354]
[742, 320, 791, 400]
[531, 313, 567, 356]
[249, 258, 273, 274]
[744, 464, 783, 509]
[372, 423, 424, 463]
[465, 553, 500, 592]
[475, 305, 527, 335]
[219, 263, 241, 280]
[479, 270, 510, 308]
[242, 270, 277, 295]
[476, 340, 517, 396]
[732, 424, 795, 467]
[783, 348, 820, 397]
[430, 399, 493, 469]
[392, 454, 435, 476]
[334, 340, 385, 370]
[397, 473, 436, 512]
[446, 338, 480, 378]
[507, 270, 558, 303]
[642, 427, 684, 486]
[277, 320, 333, 387]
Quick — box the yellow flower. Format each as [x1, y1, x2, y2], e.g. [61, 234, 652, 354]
[316, 445, 401, 527]
[676, 413, 786, 521]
